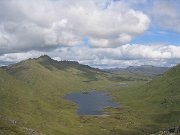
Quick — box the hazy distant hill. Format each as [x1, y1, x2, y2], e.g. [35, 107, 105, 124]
[105, 65, 169, 78]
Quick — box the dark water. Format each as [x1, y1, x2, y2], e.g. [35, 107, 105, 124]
[64, 91, 119, 115]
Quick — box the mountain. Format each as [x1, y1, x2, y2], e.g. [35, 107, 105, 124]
[126, 65, 169, 76]
[0, 55, 119, 135]
[0, 56, 179, 135]
[112, 64, 180, 134]
[133, 64, 180, 107]
[105, 65, 169, 78]
[5, 55, 103, 75]
[34, 55, 102, 72]
[4, 55, 108, 83]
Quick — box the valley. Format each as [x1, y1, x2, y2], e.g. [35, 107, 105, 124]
[0, 55, 179, 135]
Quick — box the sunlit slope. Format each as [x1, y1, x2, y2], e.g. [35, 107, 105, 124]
[0, 56, 119, 135]
[5, 55, 114, 92]
[113, 64, 180, 133]
[132, 64, 180, 111]
[0, 69, 43, 135]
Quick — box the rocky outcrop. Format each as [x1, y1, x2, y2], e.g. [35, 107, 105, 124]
[168, 127, 180, 133]
[0, 115, 42, 135]
[150, 127, 180, 135]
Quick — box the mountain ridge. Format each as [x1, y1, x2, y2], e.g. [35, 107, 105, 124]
[4, 55, 103, 73]
[105, 65, 169, 78]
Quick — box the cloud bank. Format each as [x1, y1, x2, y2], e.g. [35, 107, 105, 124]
[0, 0, 179, 68]
[1, 44, 180, 68]
[0, 0, 150, 53]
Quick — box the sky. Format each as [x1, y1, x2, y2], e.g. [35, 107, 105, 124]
[0, 0, 180, 68]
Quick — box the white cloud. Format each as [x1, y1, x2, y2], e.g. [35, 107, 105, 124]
[52, 44, 180, 60]
[0, 51, 42, 62]
[1, 44, 180, 68]
[0, 0, 179, 68]
[120, 0, 180, 33]
[0, 0, 150, 53]
[148, 0, 180, 32]
[47, 44, 180, 68]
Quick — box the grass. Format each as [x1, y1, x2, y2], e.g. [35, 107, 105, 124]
[0, 57, 179, 135]
[109, 64, 180, 134]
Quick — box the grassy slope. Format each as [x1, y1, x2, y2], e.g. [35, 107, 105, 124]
[111, 64, 180, 134]
[0, 56, 179, 135]
[0, 69, 43, 135]
[1, 57, 129, 135]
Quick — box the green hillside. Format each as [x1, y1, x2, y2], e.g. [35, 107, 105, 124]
[111, 64, 180, 134]
[0, 56, 179, 135]
[0, 69, 42, 135]
[1, 56, 127, 135]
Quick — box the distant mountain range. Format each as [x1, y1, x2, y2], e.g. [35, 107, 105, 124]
[104, 65, 169, 77]
[0, 56, 169, 78]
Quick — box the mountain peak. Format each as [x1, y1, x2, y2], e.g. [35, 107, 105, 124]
[34, 55, 53, 62]
[38, 55, 52, 60]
